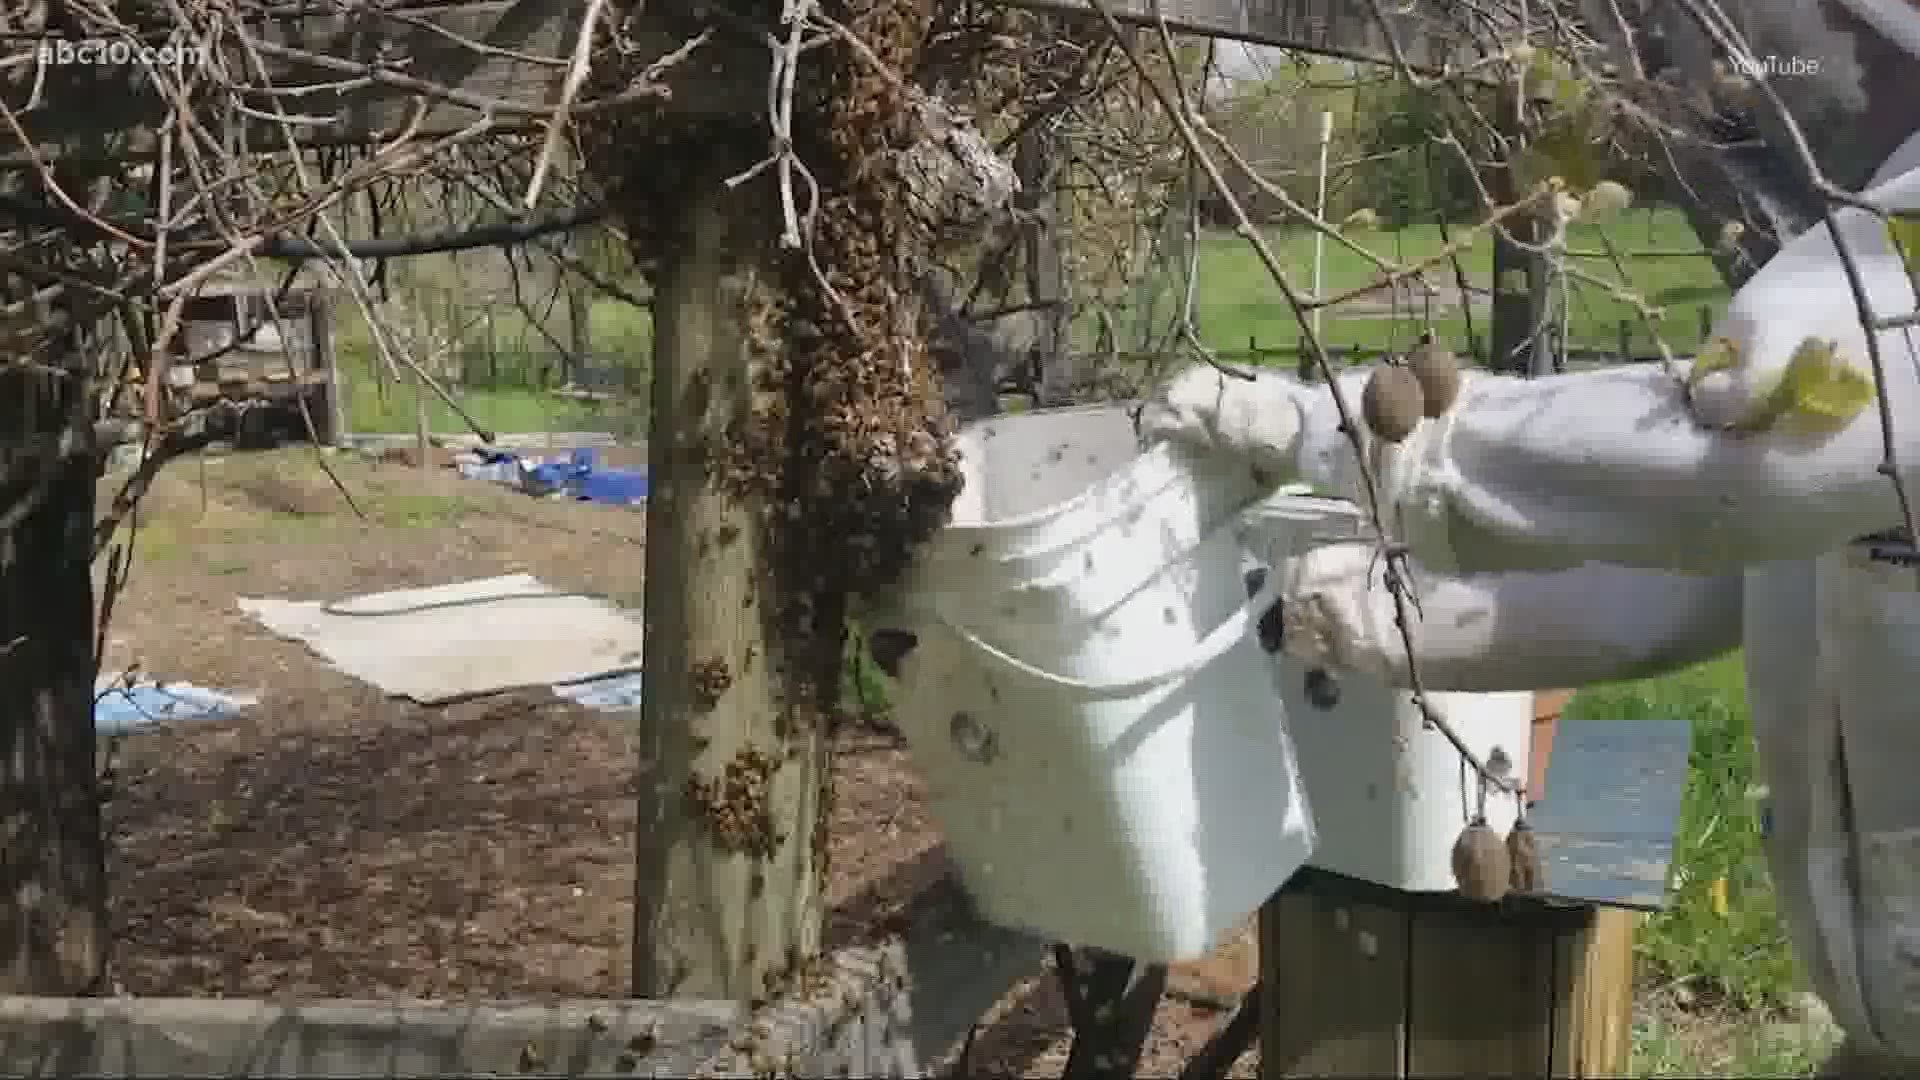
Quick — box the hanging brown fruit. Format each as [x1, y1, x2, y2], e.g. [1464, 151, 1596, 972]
[1361, 364, 1425, 444]
[1405, 331, 1461, 418]
[1507, 816, 1544, 894]
[1451, 816, 1511, 902]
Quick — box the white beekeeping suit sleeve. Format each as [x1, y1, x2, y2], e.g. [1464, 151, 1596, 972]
[1269, 542, 1743, 690]
[1140, 146, 1920, 577]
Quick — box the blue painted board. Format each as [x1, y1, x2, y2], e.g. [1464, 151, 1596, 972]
[1527, 718, 1692, 911]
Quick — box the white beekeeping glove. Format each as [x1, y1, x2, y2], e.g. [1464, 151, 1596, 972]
[1135, 363, 1319, 482]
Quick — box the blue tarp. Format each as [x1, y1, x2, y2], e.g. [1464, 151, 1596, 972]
[463, 447, 649, 506]
[95, 681, 256, 732]
[551, 671, 644, 712]
[96, 673, 643, 725]
[93, 666, 643, 726]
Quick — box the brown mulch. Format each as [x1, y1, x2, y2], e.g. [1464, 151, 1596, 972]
[95, 446, 1258, 1074]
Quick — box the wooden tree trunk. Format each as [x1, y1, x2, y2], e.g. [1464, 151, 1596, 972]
[631, 184, 827, 1001]
[0, 363, 108, 994]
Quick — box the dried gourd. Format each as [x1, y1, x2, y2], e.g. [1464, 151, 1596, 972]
[1361, 364, 1425, 443]
[1405, 332, 1461, 418]
[1451, 816, 1511, 902]
[1506, 816, 1544, 893]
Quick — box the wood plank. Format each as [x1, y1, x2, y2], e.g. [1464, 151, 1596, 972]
[1258, 887, 1409, 1077]
[1403, 904, 1560, 1076]
[15, 0, 1459, 158]
[1547, 908, 1638, 1078]
[187, 372, 326, 401]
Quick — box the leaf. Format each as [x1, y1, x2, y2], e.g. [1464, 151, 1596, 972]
[1888, 213, 1920, 277]
[1732, 337, 1875, 437]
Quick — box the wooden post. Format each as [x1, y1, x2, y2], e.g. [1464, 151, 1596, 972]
[413, 369, 431, 475]
[484, 306, 498, 387]
[631, 180, 826, 1001]
[566, 266, 592, 390]
[1487, 86, 1557, 377]
[1257, 871, 1637, 1078]
[315, 291, 345, 445]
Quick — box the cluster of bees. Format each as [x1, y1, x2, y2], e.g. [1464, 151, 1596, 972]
[685, 745, 780, 857]
[690, 657, 734, 711]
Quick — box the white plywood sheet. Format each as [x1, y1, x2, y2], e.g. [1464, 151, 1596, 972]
[239, 574, 644, 705]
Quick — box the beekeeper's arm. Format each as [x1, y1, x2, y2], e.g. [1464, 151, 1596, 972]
[1271, 542, 1744, 691]
[1142, 161, 1920, 575]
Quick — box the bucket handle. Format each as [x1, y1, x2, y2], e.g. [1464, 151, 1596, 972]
[932, 575, 1283, 698]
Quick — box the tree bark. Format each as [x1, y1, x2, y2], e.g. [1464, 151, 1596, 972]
[631, 183, 827, 1001]
[0, 361, 108, 994]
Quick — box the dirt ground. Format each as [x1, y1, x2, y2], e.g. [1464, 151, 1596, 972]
[95, 445, 1257, 1076]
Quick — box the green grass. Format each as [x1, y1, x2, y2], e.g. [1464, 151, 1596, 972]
[1179, 207, 1725, 361]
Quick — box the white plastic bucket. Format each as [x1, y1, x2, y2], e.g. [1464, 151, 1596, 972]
[1237, 493, 1534, 892]
[878, 406, 1318, 962]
